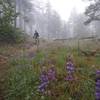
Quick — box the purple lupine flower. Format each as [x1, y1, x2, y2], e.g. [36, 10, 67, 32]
[96, 86, 100, 92]
[96, 80, 100, 87]
[47, 65, 56, 81]
[96, 70, 100, 81]
[40, 72, 49, 83]
[38, 71, 49, 93]
[96, 92, 100, 100]
[65, 55, 75, 81]
[96, 71, 100, 75]
[96, 70, 100, 100]
[65, 75, 74, 81]
[38, 81, 49, 93]
[66, 61, 75, 73]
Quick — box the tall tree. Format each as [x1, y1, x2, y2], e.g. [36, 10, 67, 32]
[0, 0, 20, 42]
[84, 0, 100, 25]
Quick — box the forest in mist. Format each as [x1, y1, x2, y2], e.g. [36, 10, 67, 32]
[15, 0, 100, 39]
[0, 0, 100, 100]
[0, 0, 99, 41]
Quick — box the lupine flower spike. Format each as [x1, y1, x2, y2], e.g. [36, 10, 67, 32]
[38, 67, 49, 93]
[48, 64, 56, 81]
[95, 70, 100, 100]
[65, 55, 75, 81]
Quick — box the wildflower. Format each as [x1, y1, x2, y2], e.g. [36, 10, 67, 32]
[96, 86, 100, 92]
[65, 55, 75, 81]
[66, 61, 75, 74]
[95, 92, 100, 100]
[96, 70, 100, 75]
[38, 82, 48, 93]
[47, 65, 56, 81]
[96, 70, 100, 100]
[96, 80, 100, 87]
[40, 72, 48, 83]
[38, 67, 49, 93]
[65, 75, 74, 81]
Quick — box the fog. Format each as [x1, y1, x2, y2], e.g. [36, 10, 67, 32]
[15, 0, 100, 39]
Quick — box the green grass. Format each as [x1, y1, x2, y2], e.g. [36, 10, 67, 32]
[5, 47, 99, 100]
[6, 59, 40, 100]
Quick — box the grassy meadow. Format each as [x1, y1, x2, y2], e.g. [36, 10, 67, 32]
[1, 43, 99, 100]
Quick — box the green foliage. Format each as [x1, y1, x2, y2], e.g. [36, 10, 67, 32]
[0, 0, 15, 24]
[6, 59, 39, 100]
[0, 25, 24, 43]
[5, 47, 98, 100]
[0, 0, 24, 43]
[84, 0, 100, 25]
